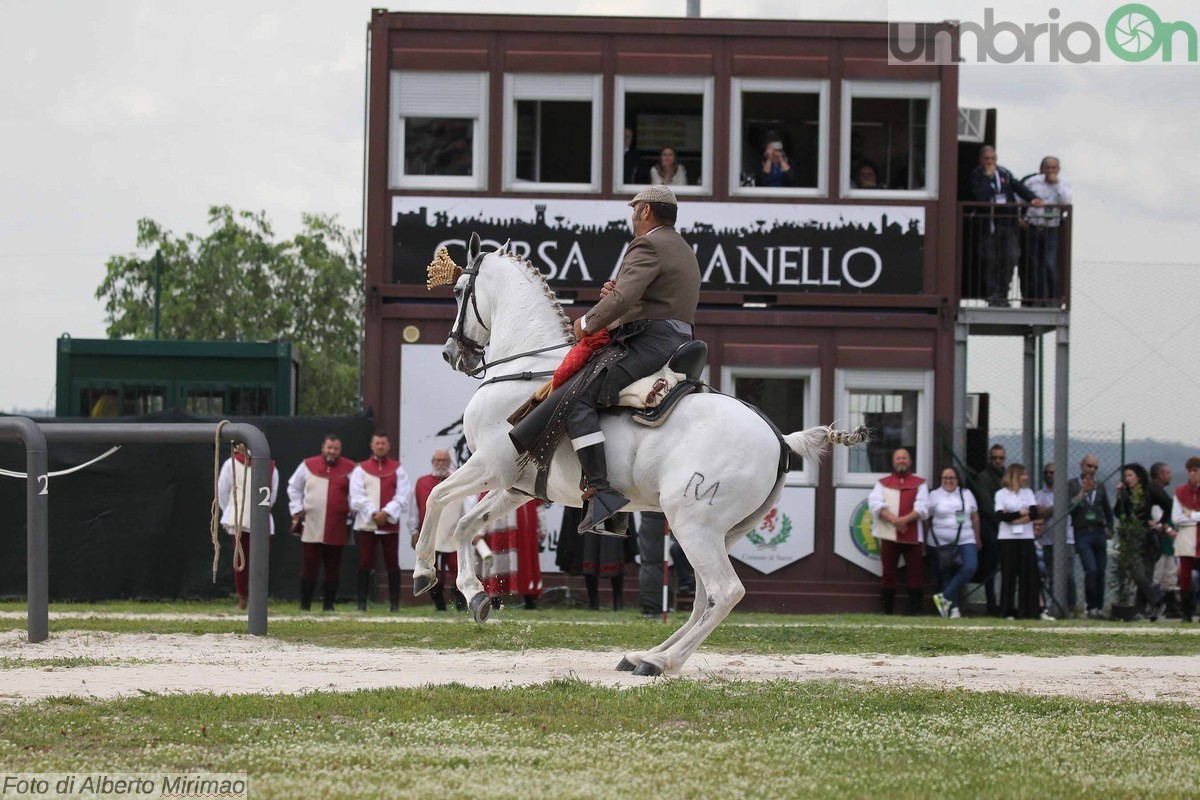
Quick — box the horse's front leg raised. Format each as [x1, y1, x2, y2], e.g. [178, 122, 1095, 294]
[413, 459, 494, 596]
[450, 489, 528, 623]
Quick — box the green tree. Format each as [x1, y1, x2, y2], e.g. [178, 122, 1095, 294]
[96, 206, 363, 415]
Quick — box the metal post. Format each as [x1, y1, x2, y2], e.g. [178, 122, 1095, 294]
[153, 250, 163, 340]
[1052, 326, 1070, 614]
[686, 0, 700, 17]
[1023, 334, 1035, 468]
[952, 321, 969, 461]
[1120, 422, 1126, 469]
[1036, 333, 1044, 478]
[39, 423, 272, 636]
[0, 418, 50, 643]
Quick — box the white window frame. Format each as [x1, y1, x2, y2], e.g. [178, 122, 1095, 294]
[502, 74, 603, 193]
[615, 75, 714, 196]
[833, 368, 934, 488]
[840, 80, 939, 201]
[389, 71, 488, 191]
[729, 78, 830, 199]
[722, 365, 821, 486]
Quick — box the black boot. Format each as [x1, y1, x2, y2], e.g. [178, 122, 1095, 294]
[882, 588, 896, 615]
[575, 444, 629, 537]
[1183, 592, 1195, 623]
[430, 585, 448, 612]
[585, 574, 600, 610]
[611, 574, 625, 612]
[356, 571, 371, 612]
[387, 571, 401, 613]
[907, 588, 924, 616]
[299, 578, 317, 612]
[523, 594, 539, 610]
[322, 581, 337, 612]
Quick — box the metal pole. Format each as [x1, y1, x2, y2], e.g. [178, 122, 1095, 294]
[952, 321, 968, 461]
[1120, 422, 1126, 469]
[39, 422, 272, 636]
[153, 250, 163, 340]
[0, 418, 50, 643]
[662, 531, 671, 622]
[687, 0, 700, 17]
[1023, 334, 1035, 468]
[1052, 326, 1070, 615]
[1036, 333, 1044, 478]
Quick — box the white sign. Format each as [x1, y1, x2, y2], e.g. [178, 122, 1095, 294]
[728, 486, 816, 574]
[833, 487, 882, 577]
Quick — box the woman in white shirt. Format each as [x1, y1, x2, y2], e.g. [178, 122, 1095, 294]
[995, 463, 1049, 620]
[650, 146, 688, 186]
[928, 467, 980, 619]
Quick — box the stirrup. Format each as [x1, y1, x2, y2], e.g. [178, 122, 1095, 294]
[578, 491, 629, 537]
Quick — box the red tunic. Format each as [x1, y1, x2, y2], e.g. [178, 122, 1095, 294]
[414, 473, 448, 529]
[482, 500, 543, 598]
[357, 456, 402, 533]
[879, 472, 926, 544]
[300, 455, 356, 545]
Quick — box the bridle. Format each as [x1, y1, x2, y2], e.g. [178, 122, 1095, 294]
[449, 250, 572, 380]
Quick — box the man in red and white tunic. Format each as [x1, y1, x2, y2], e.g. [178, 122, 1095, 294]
[1173, 456, 1200, 623]
[868, 448, 930, 615]
[217, 444, 279, 610]
[407, 449, 469, 612]
[287, 434, 356, 611]
[349, 432, 410, 612]
[481, 499, 544, 609]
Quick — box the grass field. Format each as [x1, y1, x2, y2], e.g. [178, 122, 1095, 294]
[1, 601, 1197, 799]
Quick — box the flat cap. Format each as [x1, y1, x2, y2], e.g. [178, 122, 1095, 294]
[628, 185, 678, 207]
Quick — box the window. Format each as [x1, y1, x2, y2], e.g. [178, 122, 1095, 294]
[730, 78, 829, 197]
[183, 387, 225, 415]
[834, 369, 933, 486]
[229, 386, 272, 416]
[390, 71, 488, 190]
[615, 76, 713, 195]
[182, 385, 273, 416]
[503, 74, 602, 192]
[841, 81, 939, 199]
[722, 366, 820, 485]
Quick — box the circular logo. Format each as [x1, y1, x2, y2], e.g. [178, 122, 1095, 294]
[1106, 3, 1163, 62]
[849, 499, 880, 559]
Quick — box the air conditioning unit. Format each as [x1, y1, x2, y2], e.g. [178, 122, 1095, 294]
[957, 107, 986, 142]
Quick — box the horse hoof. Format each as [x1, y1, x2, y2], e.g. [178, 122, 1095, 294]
[632, 661, 663, 677]
[470, 591, 492, 624]
[412, 574, 434, 597]
[615, 657, 637, 672]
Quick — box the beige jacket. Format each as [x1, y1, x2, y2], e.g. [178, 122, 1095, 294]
[583, 226, 701, 331]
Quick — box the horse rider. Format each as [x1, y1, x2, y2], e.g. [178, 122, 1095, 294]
[567, 185, 701, 535]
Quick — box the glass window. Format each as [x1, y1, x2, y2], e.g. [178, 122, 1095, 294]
[182, 387, 225, 415]
[731, 78, 829, 196]
[123, 385, 165, 415]
[846, 389, 919, 473]
[80, 387, 120, 417]
[722, 365, 819, 485]
[834, 368, 933, 486]
[503, 74, 602, 191]
[390, 71, 488, 190]
[230, 386, 272, 416]
[841, 81, 939, 199]
[616, 76, 713, 194]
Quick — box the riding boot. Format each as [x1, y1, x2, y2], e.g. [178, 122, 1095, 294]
[611, 574, 625, 612]
[575, 444, 629, 537]
[430, 585, 448, 612]
[387, 571, 401, 613]
[322, 581, 337, 612]
[355, 571, 371, 612]
[881, 587, 896, 615]
[1183, 592, 1196, 624]
[907, 588, 924, 616]
[299, 578, 317, 612]
[585, 574, 600, 610]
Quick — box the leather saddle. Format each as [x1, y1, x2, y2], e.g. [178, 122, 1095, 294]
[627, 340, 708, 428]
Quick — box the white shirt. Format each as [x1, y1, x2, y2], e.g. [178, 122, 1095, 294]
[348, 462, 411, 531]
[996, 487, 1038, 540]
[1024, 174, 1073, 227]
[1035, 487, 1074, 545]
[927, 487, 978, 547]
[217, 457, 279, 534]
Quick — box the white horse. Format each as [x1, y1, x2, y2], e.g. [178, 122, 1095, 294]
[414, 233, 866, 677]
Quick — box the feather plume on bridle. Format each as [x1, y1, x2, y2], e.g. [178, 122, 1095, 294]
[426, 247, 461, 290]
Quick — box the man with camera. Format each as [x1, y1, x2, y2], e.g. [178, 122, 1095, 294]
[755, 140, 798, 188]
[1068, 454, 1114, 619]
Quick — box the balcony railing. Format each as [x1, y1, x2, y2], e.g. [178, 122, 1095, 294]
[958, 201, 1072, 310]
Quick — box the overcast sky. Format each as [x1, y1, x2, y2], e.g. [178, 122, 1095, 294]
[3, 0, 1198, 449]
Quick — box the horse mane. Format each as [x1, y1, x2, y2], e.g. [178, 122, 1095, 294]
[492, 245, 576, 343]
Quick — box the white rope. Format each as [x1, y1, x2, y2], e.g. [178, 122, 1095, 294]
[0, 446, 121, 479]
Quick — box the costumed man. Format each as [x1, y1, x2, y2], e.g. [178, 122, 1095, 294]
[287, 434, 356, 611]
[1172, 457, 1200, 623]
[481, 498, 544, 610]
[869, 448, 931, 615]
[511, 185, 701, 536]
[217, 443, 279, 610]
[349, 431, 410, 612]
[408, 449, 470, 612]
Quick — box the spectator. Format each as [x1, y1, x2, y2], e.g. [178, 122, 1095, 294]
[756, 140, 799, 188]
[650, 146, 688, 186]
[408, 449, 469, 612]
[971, 443, 1007, 616]
[1068, 454, 1114, 619]
[995, 463, 1050, 620]
[480, 499, 544, 610]
[349, 432, 410, 613]
[1036, 462, 1077, 617]
[1113, 463, 1166, 620]
[217, 444, 279, 610]
[1021, 156, 1072, 307]
[636, 511, 669, 616]
[557, 505, 635, 611]
[868, 448, 930, 615]
[1148, 462, 1179, 618]
[622, 127, 643, 184]
[1171, 456, 1200, 623]
[854, 159, 884, 189]
[929, 467, 980, 619]
[287, 434, 356, 612]
[968, 145, 1045, 306]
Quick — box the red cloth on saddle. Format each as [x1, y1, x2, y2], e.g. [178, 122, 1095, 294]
[552, 329, 611, 389]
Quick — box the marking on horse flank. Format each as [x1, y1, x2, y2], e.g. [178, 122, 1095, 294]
[684, 472, 719, 505]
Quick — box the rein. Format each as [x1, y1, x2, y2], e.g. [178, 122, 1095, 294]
[465, 342, 572, 379]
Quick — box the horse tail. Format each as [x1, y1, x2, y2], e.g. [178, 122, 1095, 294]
[782, 424, 870, 466]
